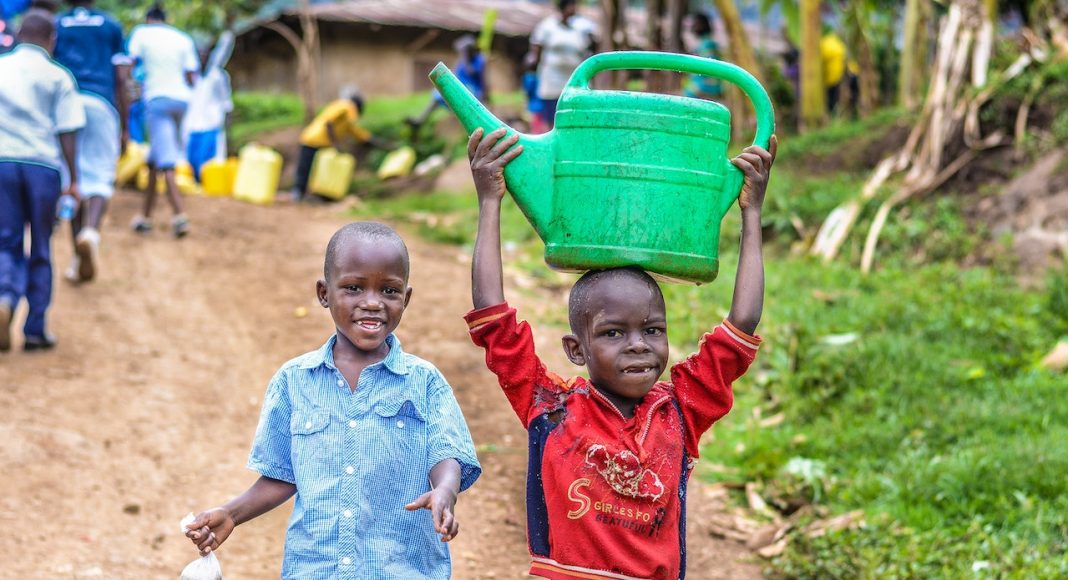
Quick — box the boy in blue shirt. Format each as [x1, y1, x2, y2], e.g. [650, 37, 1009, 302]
[184, 222, 481, 579]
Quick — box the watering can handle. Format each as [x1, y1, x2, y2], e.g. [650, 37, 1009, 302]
[565, 51, 775, 150]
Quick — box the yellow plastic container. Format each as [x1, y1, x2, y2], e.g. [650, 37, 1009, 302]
[233, 145, 282, 205]
[201, 157, 239, 197]
[115, 142, 147, 186]
[135, 161, 200, 195]
[377, 146, 416, 180]
[309, 148, 355, 200]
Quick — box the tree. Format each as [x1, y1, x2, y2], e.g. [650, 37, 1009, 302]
[97, 0, 274, 34]
[799, 0, 825, 130]
[599, 0, 629, 88]
[898, 0, 931, 109]
[841, 0, 879, 115]
[713, 0, 767, 138]
[262, 0, 320, 121]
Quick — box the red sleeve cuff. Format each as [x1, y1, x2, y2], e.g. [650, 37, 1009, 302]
[720, 319, 763, 350]
[464, 302, 512, 331]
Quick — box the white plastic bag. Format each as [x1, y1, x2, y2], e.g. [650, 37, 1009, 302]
[180, 513, 223, 580]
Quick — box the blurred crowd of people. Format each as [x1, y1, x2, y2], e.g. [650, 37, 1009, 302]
[0, 1, 230, 352]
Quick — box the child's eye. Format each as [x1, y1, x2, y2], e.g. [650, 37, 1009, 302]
[383, 287, 399, 295]
[603, 329, 622, 338]
[645, 327, 665, 336]
[345, 285, 361, 292]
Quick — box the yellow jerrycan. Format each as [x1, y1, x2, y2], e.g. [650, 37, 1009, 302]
[233, 145, 282, 205]
[115, 142, 147, 187]
[135, 161, 201, 195]
[309, 148, 355, 200]
[201, 157, 238, 197]
[377, 146, 416, 180]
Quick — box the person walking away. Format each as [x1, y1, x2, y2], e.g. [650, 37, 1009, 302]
[52, 0, 130, 284]
[287, 89, 374, 202]
[126, 4, 199, 238]
[683, 13, 724, 101]
[0, 10, 85, 352]
[183, 31, 233, 181]
[527, 0, 596, 130]
[408, 34, 488, 132]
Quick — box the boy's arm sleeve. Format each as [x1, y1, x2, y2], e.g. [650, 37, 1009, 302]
[247, 369, 296, 484]
[426, 374, 482, 492]
[464, 302, 560, 428]
[54, 74, 86, 134]
[671, 320, 762, 458]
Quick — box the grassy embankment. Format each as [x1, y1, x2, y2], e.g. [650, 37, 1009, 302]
[345, 107, 1068, 577]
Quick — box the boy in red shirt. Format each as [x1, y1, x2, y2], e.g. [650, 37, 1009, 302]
[463, 127, 777, 579]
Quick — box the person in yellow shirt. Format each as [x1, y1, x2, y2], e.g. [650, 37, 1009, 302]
[289, 92, 371, 201]
[820, 29, 847, 114]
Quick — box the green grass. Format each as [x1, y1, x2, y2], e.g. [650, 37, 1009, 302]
[228, 92, 304, 149]
[346, 110, 1068, 577]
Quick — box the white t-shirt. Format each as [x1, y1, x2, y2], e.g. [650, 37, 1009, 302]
[531, 14, 597, 100]
[127, 23, 200, 102]
[183, 68, 232, 134]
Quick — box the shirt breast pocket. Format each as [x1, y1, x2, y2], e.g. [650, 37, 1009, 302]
[372, 400, 428, 482]
[289, 411, 331, 474]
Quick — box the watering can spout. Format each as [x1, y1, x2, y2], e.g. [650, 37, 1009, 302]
[429, 62, 553, 239]
[430, 63, 507, 136]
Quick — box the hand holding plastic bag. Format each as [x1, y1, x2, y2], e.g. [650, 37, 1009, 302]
[180, 513, 223, 580]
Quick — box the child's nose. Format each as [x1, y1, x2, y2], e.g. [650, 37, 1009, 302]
[626, 334, 651, 352]
[359, 293, 384, 309]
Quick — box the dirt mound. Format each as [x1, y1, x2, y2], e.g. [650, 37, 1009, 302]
[972, 148, 1068, 270]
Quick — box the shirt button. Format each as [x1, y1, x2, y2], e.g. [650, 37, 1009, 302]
[345, 465, 355, 475]
[304, 421, 312, 429]
[343, 509, 353, 518]
[348, 420, 357, 429]
[396, 420, 405, 429]
[336, 379, 345, 387]
[341, 557, 351, 566]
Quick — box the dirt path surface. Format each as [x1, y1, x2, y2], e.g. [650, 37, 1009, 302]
[0, 191, 760, 579]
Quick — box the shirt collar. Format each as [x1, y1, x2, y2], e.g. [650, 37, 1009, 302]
[299, 333, 409, 375]
[13, 43, 51, 60]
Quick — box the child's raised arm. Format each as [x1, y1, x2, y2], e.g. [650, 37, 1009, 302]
[726, 135, 778, 336]
[469, 127, 523, 309]
[184, 476, 296, 556]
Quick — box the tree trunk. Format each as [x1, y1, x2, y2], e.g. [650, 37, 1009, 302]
[645, 0, 665, 93]
[844, 1, 880, 115]
[263, 1, 321, 123]
[600, 0, 628, 88]
[298, 0, 320, 121]
[664, 0, 685, 92]
[713, 0, 766, 139]
[899, 0, 930, 109]
[799, 0, 825, 131]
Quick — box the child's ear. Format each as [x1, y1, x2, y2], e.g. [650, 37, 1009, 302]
[561, 335, 586, 366]
[316, 279, 329, 307]
[403, 286, 413, 308]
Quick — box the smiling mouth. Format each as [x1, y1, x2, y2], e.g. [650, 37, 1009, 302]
[356, 319, 385, 331]
[622, 365, 658, 375]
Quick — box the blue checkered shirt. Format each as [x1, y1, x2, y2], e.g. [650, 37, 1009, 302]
[249, 334, 482, 579]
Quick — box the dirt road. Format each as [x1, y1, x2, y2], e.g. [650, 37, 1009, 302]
[0, 190, 759, 579]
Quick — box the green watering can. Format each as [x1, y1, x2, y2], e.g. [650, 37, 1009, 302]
[430, 51, 774, 283]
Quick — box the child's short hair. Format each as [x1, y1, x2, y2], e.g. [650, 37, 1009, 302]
[324, 221, 409, 281]
[567, 267, 663, 333]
